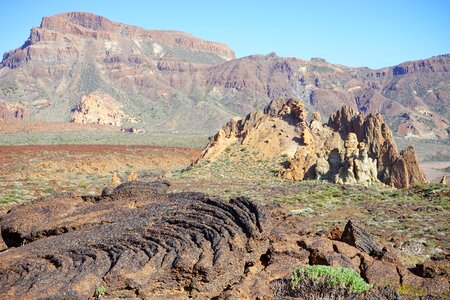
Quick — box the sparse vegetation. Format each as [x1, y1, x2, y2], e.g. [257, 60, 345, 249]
[291, 266, 372, 293]
[95, 285, 107, 298]
[177, 156, 450, 257]
[397, 284, 426, 296]
[274, 265, 372, 298]
[0, 131, 209, 148]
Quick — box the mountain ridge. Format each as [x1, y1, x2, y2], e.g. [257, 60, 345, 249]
[1, 12, 449, 140]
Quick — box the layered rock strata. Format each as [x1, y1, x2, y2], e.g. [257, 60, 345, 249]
[1, 12, 449, 137]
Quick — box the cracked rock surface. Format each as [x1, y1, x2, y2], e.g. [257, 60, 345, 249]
[0, 182, 448, 299]
[0, 182, 268, 299]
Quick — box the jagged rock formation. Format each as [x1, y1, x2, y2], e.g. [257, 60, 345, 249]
[0, 101, 28, 120]
[111, 172, 121, 185]
[127, 170, 138, 181]
[0, 12, 449, 137]
[70, 91, 133, 126]
[0, 183, 447, 298]
[198, 98, 426, 188]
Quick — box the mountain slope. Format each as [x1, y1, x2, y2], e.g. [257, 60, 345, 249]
[0, 12, 449, 139]
[0, 12, 235, 130]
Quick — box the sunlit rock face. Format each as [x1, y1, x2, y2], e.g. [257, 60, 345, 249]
[198, 98, 426, 188]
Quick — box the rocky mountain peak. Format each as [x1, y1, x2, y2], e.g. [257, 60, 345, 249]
[41, 12, 114, 31]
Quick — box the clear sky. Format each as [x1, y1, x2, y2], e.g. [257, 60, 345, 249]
[0, 0, 449, 69]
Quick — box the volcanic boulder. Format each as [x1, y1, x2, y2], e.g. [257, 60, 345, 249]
[0, 182, 269, 299]
[198, 98, 426, 188]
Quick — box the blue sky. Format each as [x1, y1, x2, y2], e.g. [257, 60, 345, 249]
[0, 0, 449, 69]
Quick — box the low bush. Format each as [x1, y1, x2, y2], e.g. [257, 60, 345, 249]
[275, 265, 372, 299]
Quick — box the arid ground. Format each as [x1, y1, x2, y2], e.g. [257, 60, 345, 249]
[0, 144, 201, 207]
[0, 137, 448, 272]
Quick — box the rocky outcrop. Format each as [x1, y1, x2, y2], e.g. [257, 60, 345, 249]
[390, 146, 427, 188]
[341, 220, 382, 255]
[0, 184, 447, 298]
[70, 91, 132, 126]
[198, 98, 426, 188]
[441, 175, 447, 185]
[127, 170, 138, 181]
[0, 101, 28, 120]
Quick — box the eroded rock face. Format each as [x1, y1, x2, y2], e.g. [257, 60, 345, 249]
[70, 91, 133, 126]
[0, 183, 448, 299]
[0, 101, 29, 120]
[198, 98, 426, 188]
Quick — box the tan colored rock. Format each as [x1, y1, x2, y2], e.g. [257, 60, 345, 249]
[302, 127, 313, 146]
[0, 101, 29, 120]
[309, 111, 323, 131]
[127, 170, 138, 182]
[111, 172, 121, 185]
[198, 98, 306, 162]
[32, 99, 51, 108]
[70, 91, 132, 126]
[440, 175, 447, 185]
[355, 149, 378, 184]
[197, 98, 426, 188]
[315, 155, 330, 180]
[344, 132, 359, 157]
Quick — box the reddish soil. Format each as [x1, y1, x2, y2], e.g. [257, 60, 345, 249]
[0, 145, 201, 207]
[0, 120, 118, 133]
[0, 144, 200, 180]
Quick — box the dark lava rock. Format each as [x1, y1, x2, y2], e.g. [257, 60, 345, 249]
[0, 183, 447, 299]
[0, 182, 269, 299]
[341, 220, 382, 256]
[414, 255, 450, 279]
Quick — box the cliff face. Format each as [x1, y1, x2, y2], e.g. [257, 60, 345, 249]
[1, 12, 235, 69]
[0, 12, 448, 139]
[198, 98, 426, 188]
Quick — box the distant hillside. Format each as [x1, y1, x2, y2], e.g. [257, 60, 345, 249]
[1, 12, 449, 139]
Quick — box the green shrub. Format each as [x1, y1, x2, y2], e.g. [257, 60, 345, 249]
[291, 265, 372, 293]
[95, 285, 107, 298]
[42, 187, 56, 194]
